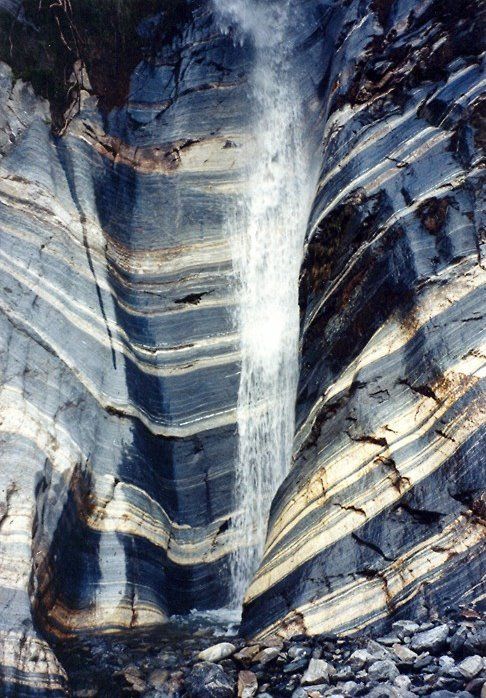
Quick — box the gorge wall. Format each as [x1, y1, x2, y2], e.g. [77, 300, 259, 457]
[243, 0, 486, 639]
[0, 0, 484, 694]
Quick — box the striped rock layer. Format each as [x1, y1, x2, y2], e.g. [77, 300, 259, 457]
[0, 0, 329, 693]
[242, 0, 486, 639]
[0, 0, 484, 693]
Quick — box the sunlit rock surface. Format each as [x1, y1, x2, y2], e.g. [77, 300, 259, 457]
[0, 3, 247, 692]
[243, 0, 485, 639]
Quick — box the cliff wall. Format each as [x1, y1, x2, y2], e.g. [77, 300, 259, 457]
[243, 0, 485, 640]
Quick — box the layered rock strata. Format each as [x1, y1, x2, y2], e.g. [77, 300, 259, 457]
[0, 0, 484, 693]
[0, 0, 330, 693]
[243, 0, 486, 639]
[0, 4, 244, 692]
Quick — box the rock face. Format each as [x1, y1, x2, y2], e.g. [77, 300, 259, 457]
[0, 0, 329, 692]
[0, 0, 484, 693]
[0, 2, 249, 690]
[242, 0, 485, 639]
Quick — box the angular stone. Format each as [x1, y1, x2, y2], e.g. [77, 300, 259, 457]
[458, 655, 483, 679]
[234, 646, 260, 666]
[376, 634, 401, 646]
[284, 657, 309, 673]
[335, 667, 354, 681]
[122, 665, 147, 693]
[464, 626, 486, 656]
[368, 660, 400, 682]
[238, 670, 258, 698]
[392, 621, 421, 636]
[253, 647, 280, 666]
[185, 662, 234, 698]
[449, 626, 469, 655]
[367, 641, 393, 661]
[414, 652, 434, 670]
[393, 674, 411, 691]
[410, 625, 449, 654]
[367, 686, 400, 697]
[348, 649, 373, 669]
[148, 668, 169, 688]
[301, 659, 334, 685]
[292, 689, 307, 698]
[391, 644, 418, 664]
[288, 645, 313, 660]
[198, 643, 236, 663]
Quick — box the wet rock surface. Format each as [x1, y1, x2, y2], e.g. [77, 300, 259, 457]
[56, 614, 486, 697]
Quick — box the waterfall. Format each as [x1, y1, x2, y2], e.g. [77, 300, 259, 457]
[213, 0, 319, 607]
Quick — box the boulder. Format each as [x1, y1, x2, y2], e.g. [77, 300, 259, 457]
[148, 668, 169, 688]
[284, 657, 309, 673]
[376, 634, 401, 646]
[197, 644, 236, 663]
[234, 646, 260, 666]
[368, 660, 400, 682]
[122, 665, 147, 693]
[438, 655, 461, 677]
[391, 644, 418, 664]
[237, 670, 258, 698]
[458, 655, 484, 679]
[301, 659, 334, 685]
[253, 647, 280, 666]
[367, 685, 401, 697]
[393, 674, 411, 691]
[414, 652, 434, 670]
[367, 641, 393, 661]
[349, 649, 373, 669]
[410, 625, 449, 654]
[392, 621, 421, 637]
[464, 626, 486, 656]
[288, 645, 313, 660]
[185, 662, 234, 698]
[341, 681, 360, 696]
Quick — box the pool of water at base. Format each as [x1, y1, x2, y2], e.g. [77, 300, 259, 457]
[53, 609, 242, 697]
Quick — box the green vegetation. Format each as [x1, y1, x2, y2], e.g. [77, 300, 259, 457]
[0, 0, 192, 133]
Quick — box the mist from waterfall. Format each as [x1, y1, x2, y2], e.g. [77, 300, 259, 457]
[213, 0, 319, 608]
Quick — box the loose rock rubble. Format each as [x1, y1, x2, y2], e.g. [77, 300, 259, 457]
[58, 614, 485, 697]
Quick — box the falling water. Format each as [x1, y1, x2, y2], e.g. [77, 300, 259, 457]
[213, 0, 319, 607]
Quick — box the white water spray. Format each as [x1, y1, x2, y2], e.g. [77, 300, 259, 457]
[214, 0, 319, 607]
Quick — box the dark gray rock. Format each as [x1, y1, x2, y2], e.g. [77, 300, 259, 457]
[430, 691, 472, 698]
[464, 626, 486, 656]
[284, 658, 310, 674]
[185, 662, 234, 698]
[368, 660, 400, 683]
[288, 645, 313, 660]
[410, 626, 450, 654]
